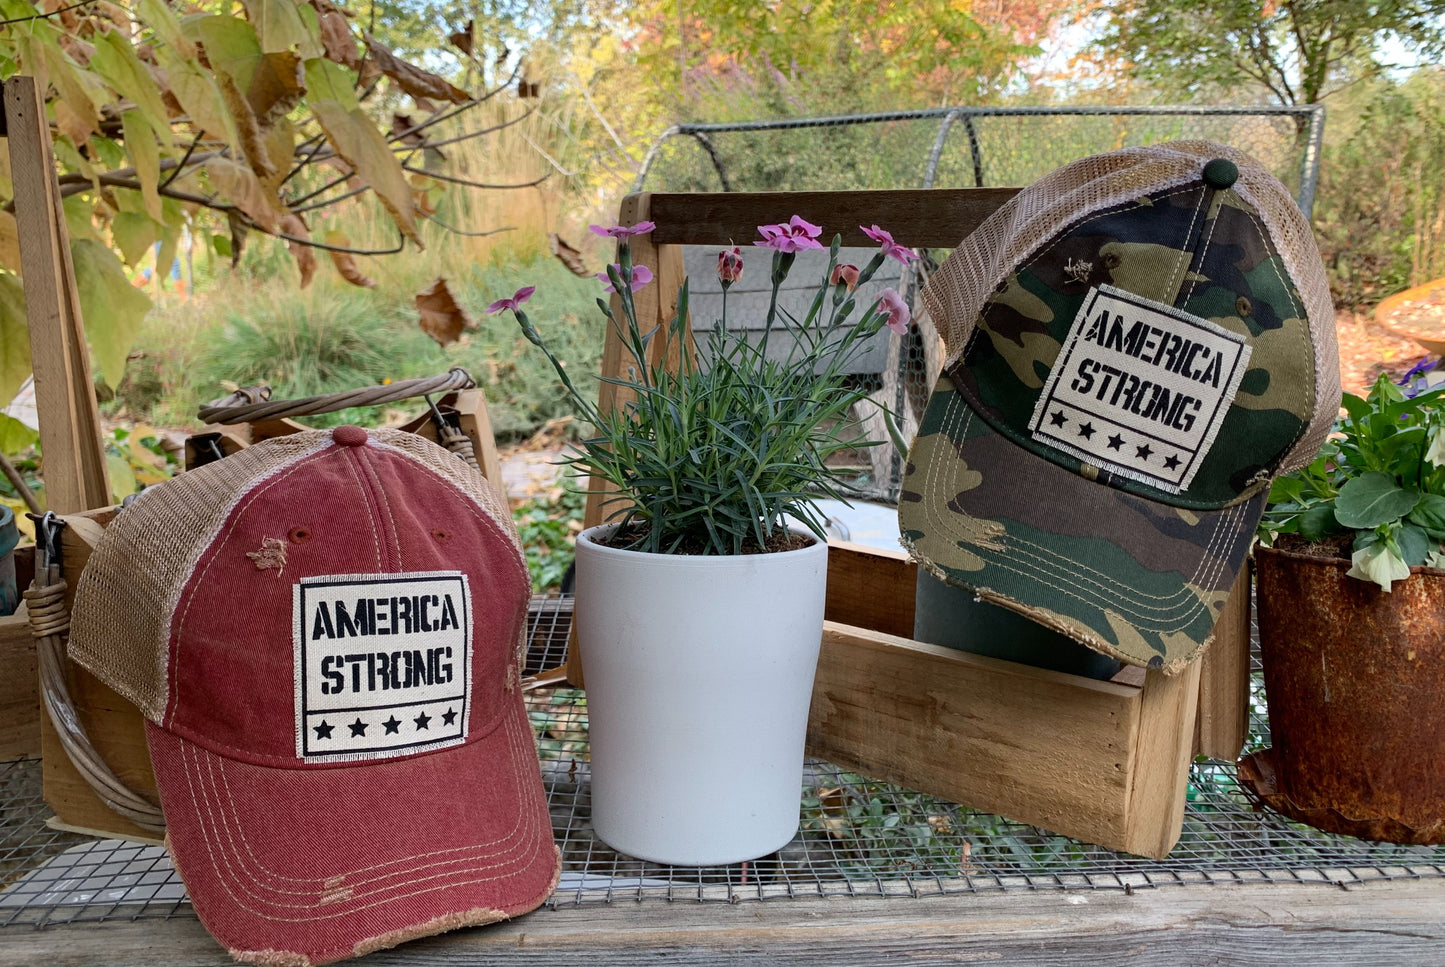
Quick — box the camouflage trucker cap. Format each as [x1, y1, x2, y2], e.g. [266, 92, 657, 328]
[899, 141, 1339, 675]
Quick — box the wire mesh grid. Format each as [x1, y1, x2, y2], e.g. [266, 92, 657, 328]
[2, 592, 1442, 930]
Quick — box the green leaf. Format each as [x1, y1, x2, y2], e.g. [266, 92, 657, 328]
[137, 0, 196, 58]
[110, 212, 160, 266]
[89, 31, 173, 149]
[211, 233, 233, 257]
[106, 452, 137, 502]
[1346, 539, 1410, 591]
[194, 15, 264, 91]
[241, 0, 322, 56]
[120, 111, 164, 222]
[155, 46, 239, 155]
[304, 58, 421, 246]
[1408, 493, 1445, 540]
[0, 273, 30, 403]
[70, 239, 152, 389]
[1340, 392, 1372, 421]
[62, 195, 99, 243]
[0, 413, 37, 455]
[1335, 471, 1422, 528]
[1298, 500, 1342, 541]
[1396, 522, 1432, 567]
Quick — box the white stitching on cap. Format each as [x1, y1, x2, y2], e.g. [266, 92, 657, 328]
[914, 386, 1241, 632]
[169, 705, 551, 920]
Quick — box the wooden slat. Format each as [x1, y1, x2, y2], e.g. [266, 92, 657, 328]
[4, 76, 110, 514]
[1123, 660, 1202, 858]
[1194, 566, 1252, 761]
[0, 602, 38, 759]
[3, 879, 1445, 966]
[823, 540, 916, 639]
[806, 621, 1143, 853]
[645, 189, 1021, 248]
[399, 388, 508, 507]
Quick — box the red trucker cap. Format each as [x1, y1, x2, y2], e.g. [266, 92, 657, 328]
[68, 426, 559, 965]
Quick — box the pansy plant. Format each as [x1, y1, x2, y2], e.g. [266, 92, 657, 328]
[1259, 371, 1445, 590]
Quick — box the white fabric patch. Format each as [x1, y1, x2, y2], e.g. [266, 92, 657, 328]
[1028, 284, 1252, 493]
[293, 572, 472, 762]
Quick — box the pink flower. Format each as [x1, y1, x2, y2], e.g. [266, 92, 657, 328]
[878, 288, 910, 334]
[597, 263, 654, 293]
[830, 263, 860, 291]
[486, 286, 535, 314]
[860, 224, 917, 264]
[754, 215, 824, 253]
[717, 247, 744, 285]
[590, 221, 656, 238]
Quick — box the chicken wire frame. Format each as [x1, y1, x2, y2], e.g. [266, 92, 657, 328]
[632, 104, 1326, 503]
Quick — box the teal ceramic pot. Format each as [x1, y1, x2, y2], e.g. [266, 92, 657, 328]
[913, 569, 1122, 681]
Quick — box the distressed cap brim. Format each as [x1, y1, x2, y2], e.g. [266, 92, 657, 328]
[899, 377, 1262, 674]
[148, 696, 559, 967]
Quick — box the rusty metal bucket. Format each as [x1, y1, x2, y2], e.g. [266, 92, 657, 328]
[1239, 545, 1445, 844]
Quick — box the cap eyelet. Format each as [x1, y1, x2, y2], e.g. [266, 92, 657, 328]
[432, 528, 451, 543]
[1102, 252, 1122, 271]
[288, 527, 312, 544]
[1236, 296, 1253, 318]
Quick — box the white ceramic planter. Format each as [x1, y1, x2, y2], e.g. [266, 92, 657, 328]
[574, 523, 829, 866]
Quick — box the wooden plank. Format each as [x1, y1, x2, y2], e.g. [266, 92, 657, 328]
[1193, 566, 1252, 761]
[645, 188, 1021, 248]
[5, 879, 1444, 966]
[1122, 659, 1202, 858]
[823, 540, 916, 639]
[806, 621, 1141, 852]
[0, 602, 38, 759]
[4, 76, 110, 514]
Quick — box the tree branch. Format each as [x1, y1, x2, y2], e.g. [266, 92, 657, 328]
[420, 213, 516, 237]
[401, 165, 551, 190]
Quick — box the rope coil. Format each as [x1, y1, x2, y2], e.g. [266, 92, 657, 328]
[27, 519, 166, 833]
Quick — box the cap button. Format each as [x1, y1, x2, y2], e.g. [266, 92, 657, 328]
[332, 425, 368, 447]
[1202, 158, 1238, 189]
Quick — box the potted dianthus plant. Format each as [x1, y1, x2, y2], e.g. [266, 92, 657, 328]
[490, 217, 914, 865]
[1246, 372, 1445, 844]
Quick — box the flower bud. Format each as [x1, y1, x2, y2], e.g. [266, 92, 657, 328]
[830, 263, 860, 291]
[716, 247, 744, 287]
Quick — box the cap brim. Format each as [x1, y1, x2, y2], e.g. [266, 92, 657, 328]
[899, 379, 1261, 673]
[148, 697, 559, 966]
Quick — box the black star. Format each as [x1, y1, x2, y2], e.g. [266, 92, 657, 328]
[1077, 422, 1096, 440]
[348, 718, 368, 737]
[1136, 444, 1154, 461]
[313, 720, 334, 740]
[1106, 433, 1124, 451]
[1163, 454, 1181, 471]
[441, 707, 458, 726]
[383, 715, 401, 735]
[1049, 410, 1067, 428]
[414, 711, 432, 730]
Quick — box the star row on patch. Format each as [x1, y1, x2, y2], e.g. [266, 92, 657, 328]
[1047, 409, 1183, 471]
[311, 706, 459, 741]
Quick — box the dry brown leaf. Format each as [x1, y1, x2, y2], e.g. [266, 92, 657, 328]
[205, 157, 282, 231]
[307, 0, 350, 16]
[324, 230, 377, 288]
[57, 34, 95, 64]
[391, 113, 447, 161]
[246, 51, 305, 126]
[357, 54, 382, 91]
[415, 277, 476, 347]
[411, 95, 436, 113]
[548, 233, 589, 277]
[279, 213, 316, 288]
[364, 39, 469, 105]
[315, 9, 358, 69]
[410, 174, 439, 217]
[447, 19, 473, 57]
[516, 77, 540, 98]
[216, 72, 276, 178]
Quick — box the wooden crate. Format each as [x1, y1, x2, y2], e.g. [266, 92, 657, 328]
[571, 189, 1255, 859]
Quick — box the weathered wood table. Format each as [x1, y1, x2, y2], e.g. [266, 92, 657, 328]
[3, 877, 1445, 965]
